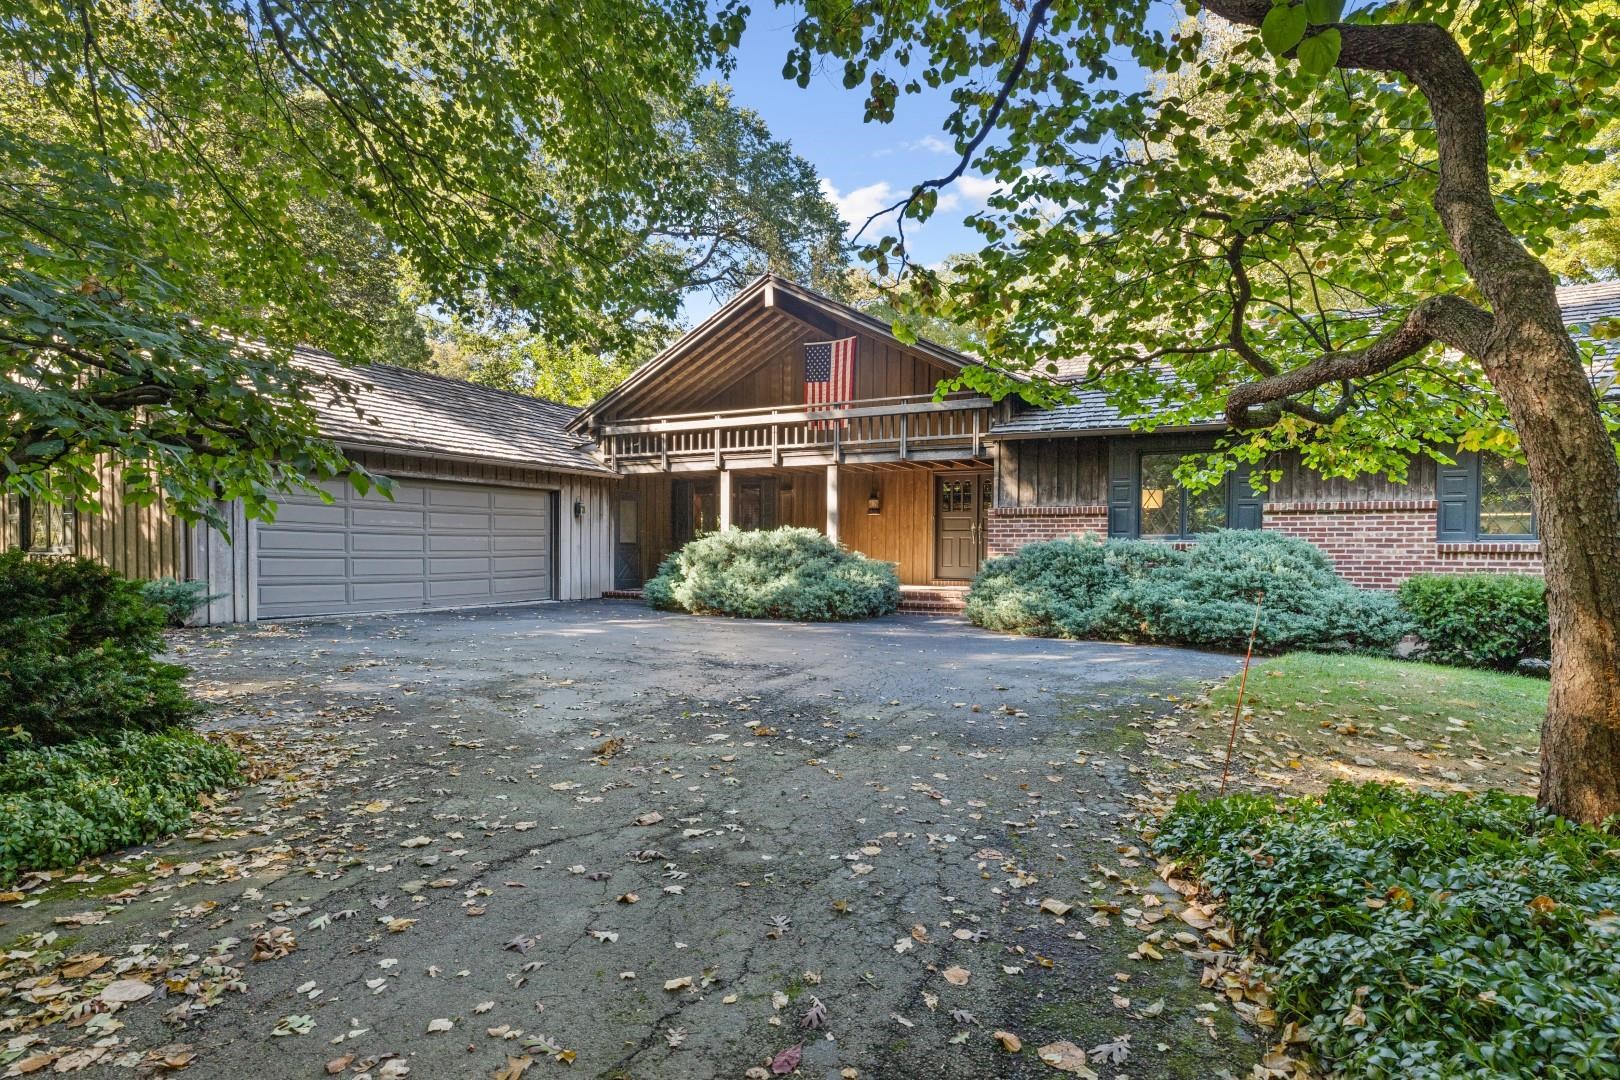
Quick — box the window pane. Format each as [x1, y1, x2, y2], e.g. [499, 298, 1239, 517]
[1478, 456, 1534, 536]
[1187, 484, 1227, 534]
[1138, 454, 1183, 537]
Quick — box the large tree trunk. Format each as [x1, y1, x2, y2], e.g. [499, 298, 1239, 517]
[1480, 312, 1620, 825]
[1199, 0, 1620, 823]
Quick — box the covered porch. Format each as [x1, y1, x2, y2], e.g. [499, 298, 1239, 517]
[611, 459, 993, 588]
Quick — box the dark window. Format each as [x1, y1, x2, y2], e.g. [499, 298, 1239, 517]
[16, 495, 74, 555]
[1437, 451, 1538, 542]
[1134, 452, 1239, 540]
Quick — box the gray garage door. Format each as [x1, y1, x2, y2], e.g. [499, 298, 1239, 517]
[255, 478, 554, 619]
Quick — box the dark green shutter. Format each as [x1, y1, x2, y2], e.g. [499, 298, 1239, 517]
[1227, 463, 1263, 531]
[1107, 441, 1135, 538]
[1436, 452, 1476, 541]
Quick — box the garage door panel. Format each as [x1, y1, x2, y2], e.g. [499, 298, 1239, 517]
[424, 534, 486, 553]
[429, 511, 495, 531]
[259, 582, 348, 608]
[352, 506, 427, 529]
[349, 556, 428, 579]
[350, 584, 429, 607]
[494, 574, 551, 595]
[352, 532, 427, 554]
[430, 487, 495, 508]
[257, 528, 349, 553]
[493, 533, 548, 554]
[256, 479, 553, 618]
[494, 516, 550, 535]
[427, 563, 489, 579]
[271, 502, 348, 527]
[428, 578, 498, 599]
[494, 555, 548, 574]
[258, 557, 350, 580]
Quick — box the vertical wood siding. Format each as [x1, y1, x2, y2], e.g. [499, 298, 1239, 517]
[838, 468, 938, 584]
[697, 328, 948, 413]
[995, 438, 1108, 508]
[1, 459, 185, 579]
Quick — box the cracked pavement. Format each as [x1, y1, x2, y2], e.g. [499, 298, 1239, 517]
[2, 601, 1262, 1079]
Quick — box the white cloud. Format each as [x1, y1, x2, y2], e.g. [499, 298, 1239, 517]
[820, 178, 902, 235]
[908, 134, 953, 154]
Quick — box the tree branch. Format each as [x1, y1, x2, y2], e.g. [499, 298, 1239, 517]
[1225, 293, 1493, 427]
[852, 0, 1054, 245]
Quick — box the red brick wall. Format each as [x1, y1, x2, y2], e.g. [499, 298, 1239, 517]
[986, 505, 1108, 556]
[1262, 500, 1543, 589]
[985, 498, 1543, 589]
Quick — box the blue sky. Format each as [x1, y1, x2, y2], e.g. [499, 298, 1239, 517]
[687, 5, 1173, 322]
[721, 10, 988, 269]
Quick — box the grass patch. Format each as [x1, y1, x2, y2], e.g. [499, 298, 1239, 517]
[1178, 652, 1544, 795]
[1156, 782, 1620, 1079]
[0, 730, 241, 885]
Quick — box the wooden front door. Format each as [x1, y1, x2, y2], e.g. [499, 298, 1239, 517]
[936, 474, 991, 580]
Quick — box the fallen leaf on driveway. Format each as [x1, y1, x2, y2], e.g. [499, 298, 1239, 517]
[326, 1054, 355, 1074]
[664, 977, 693, 991]
[399, 836, 434, 848]
[770, 1044, 803, 1074]
[492, 1056, 533, 1079]
[635, 811, 664, 826]
[99, 979, 155, 1004]
[1037, 1041, 1099, 1077]
[994, 1031, 1022, 1052]
[427, 1018, 454, 1033]
[942, 966, 970, 986]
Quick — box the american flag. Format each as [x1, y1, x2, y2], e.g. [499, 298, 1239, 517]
[804, 337, 856, 428]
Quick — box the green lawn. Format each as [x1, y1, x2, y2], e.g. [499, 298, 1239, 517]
[1176, 652, 1546, 795]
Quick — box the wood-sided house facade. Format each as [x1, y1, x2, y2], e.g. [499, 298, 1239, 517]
[571, 276, 1006, 588]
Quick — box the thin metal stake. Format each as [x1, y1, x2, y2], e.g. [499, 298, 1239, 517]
[1218, 590, 1266, 797]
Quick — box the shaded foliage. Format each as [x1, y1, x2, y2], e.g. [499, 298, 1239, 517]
[0, 552, 197, 746]
[1157, 782, 1620, 1078]
[1398, 573, 1550, 671]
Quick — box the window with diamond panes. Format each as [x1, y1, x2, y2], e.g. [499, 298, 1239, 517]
[1138, 453, 1228, 539]
[1478, 456, 1535, 537]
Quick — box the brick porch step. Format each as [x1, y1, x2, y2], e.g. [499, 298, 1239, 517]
[896, 586, 969, 616]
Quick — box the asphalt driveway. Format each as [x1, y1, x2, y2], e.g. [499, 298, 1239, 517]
[1, 602, 1258, 1080]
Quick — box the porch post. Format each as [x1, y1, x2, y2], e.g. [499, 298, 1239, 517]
[825, 463, 840, 544]
[718, 470, 733, 531]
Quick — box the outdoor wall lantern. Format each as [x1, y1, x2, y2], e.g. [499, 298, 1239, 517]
[867, 488, 881, 515]
[573, 498, 584, 520]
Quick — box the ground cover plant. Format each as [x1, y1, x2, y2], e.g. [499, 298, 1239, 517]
[967, 531, 1407, 654]
[1398, 573, 1550, 671]
[645, 526, 900, 620]
[0, 730, 241, 885]
[1156, 782, 1620, 1079]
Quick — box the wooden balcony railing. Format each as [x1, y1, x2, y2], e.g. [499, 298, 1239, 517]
[594, 393, 995, 472]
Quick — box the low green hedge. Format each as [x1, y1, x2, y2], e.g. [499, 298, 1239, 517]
[646, 527, 900, 620]
[966, 531, 1408, 653]
[1398, 573, 1549, 670]
[0, 551, 198, 744]
[1155, 782, 1620, 1078]
[0, 729, 242, 884]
